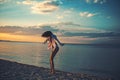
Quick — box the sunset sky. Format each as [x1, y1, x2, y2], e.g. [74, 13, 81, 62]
[0, 0, 120, 44]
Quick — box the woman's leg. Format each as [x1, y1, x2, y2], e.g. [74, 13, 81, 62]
[50, 47, 59, 74]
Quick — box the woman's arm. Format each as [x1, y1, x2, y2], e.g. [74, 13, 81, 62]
[54, 35, 64, 46]
[43, 38, 49, 44]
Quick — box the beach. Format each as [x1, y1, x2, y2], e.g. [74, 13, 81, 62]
[0, 59, 112, 80]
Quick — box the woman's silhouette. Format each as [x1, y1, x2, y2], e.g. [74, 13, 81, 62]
[41, 31, 64, 74]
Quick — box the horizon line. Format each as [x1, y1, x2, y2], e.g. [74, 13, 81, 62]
[1, 40, 120, 46]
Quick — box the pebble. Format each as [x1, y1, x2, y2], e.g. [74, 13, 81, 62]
[67, 73, 73, 76]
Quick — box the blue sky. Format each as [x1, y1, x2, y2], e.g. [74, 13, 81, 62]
[0, 0, 120, 44]
[0, 0, 119, 27]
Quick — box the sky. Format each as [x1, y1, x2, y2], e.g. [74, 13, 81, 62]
[0, 0, 120, 44]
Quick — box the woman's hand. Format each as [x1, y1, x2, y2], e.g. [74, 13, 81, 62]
[60, 43, 64, 46]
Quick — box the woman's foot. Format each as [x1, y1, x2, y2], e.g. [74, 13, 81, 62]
[50, 70, 55, 74]
[51, 71, 55, 74]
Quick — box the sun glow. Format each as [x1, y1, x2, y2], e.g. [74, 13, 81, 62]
[0, 33, 45, 42]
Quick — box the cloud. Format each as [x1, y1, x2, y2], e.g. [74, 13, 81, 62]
[1, 23, 120, 39]
[64, 32, 120, 38]
[14, 31, 23, 34]
[17, 0, 62, 14]
[36, 21, 107, 34]
[39, 26, 59, 32]
[56, 15, 64, 19]
[22, 0, 34, 5]
[85, 0, 107, 4]
[54, 22, 81, 26]
[0, 25, 60, 35]
[0, 22, 109, 36]
[36, 21, 81, 34]
[0, 0, 10, 4]
[85, 0, 90, 3]
[1, 26, 120, 44]
[31, 1, 59, 14]
[0, 26, 42, 35]
[56, 10, 72, 19]
[37, 21, 80, 27]
[36, 22, 107, 36]
[17, 0, 39, 5]
[80, 12, 97, 17]
[0, 0, 6, 3]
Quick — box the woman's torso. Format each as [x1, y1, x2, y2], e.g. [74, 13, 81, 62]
[47, 35, 58, 50]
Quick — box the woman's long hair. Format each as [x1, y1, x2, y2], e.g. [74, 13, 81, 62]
[41, 31, 53, 37]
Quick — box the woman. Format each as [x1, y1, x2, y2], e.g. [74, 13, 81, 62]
[41, 31, 64, 74]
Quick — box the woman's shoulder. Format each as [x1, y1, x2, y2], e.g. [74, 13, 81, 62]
[51, 34, 57, 39]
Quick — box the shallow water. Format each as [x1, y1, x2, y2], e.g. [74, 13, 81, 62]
[0, 42, 120, 79]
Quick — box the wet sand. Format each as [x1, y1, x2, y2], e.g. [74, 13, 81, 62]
[0, 59, 112, 80]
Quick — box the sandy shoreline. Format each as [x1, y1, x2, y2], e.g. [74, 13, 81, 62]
[0, 59, 113, 80]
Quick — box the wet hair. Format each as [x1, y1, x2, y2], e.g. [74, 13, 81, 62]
[41, 31, 53, 37]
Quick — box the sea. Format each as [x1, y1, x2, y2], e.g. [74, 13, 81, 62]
[0, 42, 120, 79]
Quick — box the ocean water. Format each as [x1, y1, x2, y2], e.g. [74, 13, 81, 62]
[0, 42, 120, 79]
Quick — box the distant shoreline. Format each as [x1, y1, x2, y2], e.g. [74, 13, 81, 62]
[0, 59, 113, 80]
[0, 40, 39, 43]
[1, 39, 120, 48]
